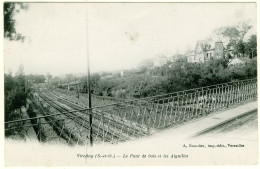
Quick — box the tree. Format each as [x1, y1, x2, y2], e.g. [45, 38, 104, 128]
[235, 40, 246, 57]
[81, 73, 101, 94]
[98, 79, 118, 96]
[5, 66, 27, 122]
[4, 2, 29, 41]
[51, 76, 61, 86]
[65, 74, 74, 83]
[35, 75, 46, 83]
[213, 27, 227, 42]
[26, 74, 46, 83]
[213, 23, 252, 47]
[223, 27, 240, 46]
[137, 58, 154, 73]
[245, 35, 257, 58]
[237, 22, 252, 41]
[213, 26, 240, 45]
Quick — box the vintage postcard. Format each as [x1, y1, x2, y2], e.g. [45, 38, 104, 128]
[1, 0, 259, 167]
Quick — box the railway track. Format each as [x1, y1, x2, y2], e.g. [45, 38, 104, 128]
[45, 91, 148, 134]
[37, 91, 144, 143]
[46, 89, 215, 130]
[29, 97, 83, 145]
[37, 81, 254, 143]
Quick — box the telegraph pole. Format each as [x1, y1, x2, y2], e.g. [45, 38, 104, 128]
[86, 3, 93, 146]
[76, 83, 79, 99]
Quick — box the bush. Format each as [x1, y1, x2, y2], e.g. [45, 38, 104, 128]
[4, 73, 27, 122]
[76, 58, 257, 99]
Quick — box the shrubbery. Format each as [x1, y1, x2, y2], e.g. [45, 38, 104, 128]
[164, 58, 257, 93]
[4, 72, 27, 123]
[56, 57, 256, 100]
[79, 58, 257, 99]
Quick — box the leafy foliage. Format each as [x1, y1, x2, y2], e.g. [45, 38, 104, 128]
[213, 22, 256, 58]
[4, 2, 29, 41]
[77, 58, 257, 99]
[26, 74, 46, 83]
[5, 70, 27, 122]
[245, 35, 257, 58]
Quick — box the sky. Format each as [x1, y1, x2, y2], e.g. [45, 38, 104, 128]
[4, 3, 257, 76]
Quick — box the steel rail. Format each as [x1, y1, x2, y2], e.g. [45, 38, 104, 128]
[38, 91, 130, 142]
[44, 91, 146, 137]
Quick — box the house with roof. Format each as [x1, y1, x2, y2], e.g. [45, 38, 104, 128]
[187, 40, 224, 63]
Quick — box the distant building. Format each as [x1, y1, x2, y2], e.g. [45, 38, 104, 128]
[186, 52, 196, 63]
[187, 40, 224, 63]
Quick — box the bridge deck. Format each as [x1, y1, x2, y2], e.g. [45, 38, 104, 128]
[122, 101, 257, 143]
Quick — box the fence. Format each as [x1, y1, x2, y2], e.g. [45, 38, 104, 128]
[5, 78, 257, 146]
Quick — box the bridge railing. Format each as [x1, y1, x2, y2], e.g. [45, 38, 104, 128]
[5, 79, 257, 146]
[89, 78, 257, 132]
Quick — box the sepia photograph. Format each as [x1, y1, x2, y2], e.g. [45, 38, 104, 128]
[2, 1, 258, 166]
